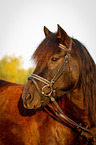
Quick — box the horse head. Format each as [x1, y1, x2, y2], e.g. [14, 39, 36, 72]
[22, 25, 80, 110]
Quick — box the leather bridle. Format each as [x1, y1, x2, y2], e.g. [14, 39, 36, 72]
[28, 41, 72, 103]
[28, 40, 96, 140]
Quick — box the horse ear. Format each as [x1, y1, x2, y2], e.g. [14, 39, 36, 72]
[57, 24, 71, 47]
[44, 26, 52, 36]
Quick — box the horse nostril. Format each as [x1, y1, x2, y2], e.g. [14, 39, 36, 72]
[26, 93, 31, 100]
[26, 93, 34, 102]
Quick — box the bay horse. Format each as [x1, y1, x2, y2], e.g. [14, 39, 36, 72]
[0, 25, 96, 145]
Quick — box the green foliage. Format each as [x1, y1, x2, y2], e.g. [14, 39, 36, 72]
[0, 55, 34, 84]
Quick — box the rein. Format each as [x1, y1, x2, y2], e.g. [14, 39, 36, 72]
[28, 40, 96, 140]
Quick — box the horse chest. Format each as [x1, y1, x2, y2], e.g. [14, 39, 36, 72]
[21, 116, 75, 145]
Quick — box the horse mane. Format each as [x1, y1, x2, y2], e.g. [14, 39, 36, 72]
[72, 39, 96, 127]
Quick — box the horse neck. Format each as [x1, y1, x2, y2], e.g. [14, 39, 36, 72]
[58, 87, 90, 126]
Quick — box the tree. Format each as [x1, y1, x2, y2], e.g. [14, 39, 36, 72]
[0, 55, 34, 84]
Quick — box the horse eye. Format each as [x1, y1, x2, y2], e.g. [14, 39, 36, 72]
[51, 57, 59, 62]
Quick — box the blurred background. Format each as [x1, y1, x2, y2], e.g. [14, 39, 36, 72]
[0, 0, 96, 83]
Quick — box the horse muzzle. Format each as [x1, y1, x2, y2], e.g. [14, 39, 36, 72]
[22, 84, 42, 109]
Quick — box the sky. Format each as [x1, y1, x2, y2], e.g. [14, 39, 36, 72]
[0, 0, 96, 69]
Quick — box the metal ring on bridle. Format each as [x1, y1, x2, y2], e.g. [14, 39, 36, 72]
[42, 85, 53, 97]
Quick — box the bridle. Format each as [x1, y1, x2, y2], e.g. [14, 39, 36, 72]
[28, 40, 96, 140]
[28, 41, 72, 103]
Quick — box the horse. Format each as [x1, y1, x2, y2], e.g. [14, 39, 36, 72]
[0, 25, 96, 145]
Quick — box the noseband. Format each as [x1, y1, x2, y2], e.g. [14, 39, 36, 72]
[28, 40, 96, 139]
